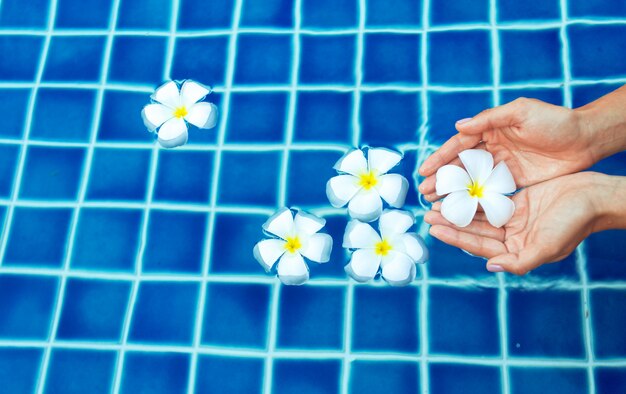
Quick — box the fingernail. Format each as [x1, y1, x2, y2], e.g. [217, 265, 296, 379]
[456, 117, 473, 125]
[418, 183, 425, 192]
[487, 264, 504, 273]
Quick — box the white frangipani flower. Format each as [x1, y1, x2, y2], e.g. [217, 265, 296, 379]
[142, 80, 218, 148]
[253, 208, 333, 285]
[435, 149, 516, 228]
[343, 210, 428, 287]
[327, 148, 409, 222]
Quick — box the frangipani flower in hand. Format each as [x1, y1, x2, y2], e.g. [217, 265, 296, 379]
[254, 208, 333, 285]
[142, 80, 218, 148]
[327, 148, 409, 222]
[435, 149, 516, 228]
[344, 210, 428, 287]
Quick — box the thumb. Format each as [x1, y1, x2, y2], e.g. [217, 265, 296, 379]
[456, 98, 526, 135]
[486, 247, 546, 276]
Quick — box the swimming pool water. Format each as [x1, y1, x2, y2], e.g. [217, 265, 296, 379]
[1, 0, 626, 393]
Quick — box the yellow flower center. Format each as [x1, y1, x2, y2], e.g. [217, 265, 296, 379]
[467, 181, 485, 198]
[358, 171, 378, 190]
[173, 106, 188, 119]
[284, 236, 302, 254]
[374, 240, 392, 256]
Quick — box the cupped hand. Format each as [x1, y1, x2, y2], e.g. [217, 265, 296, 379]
[424, 172, 604, 275]
[419, 98, 595, 201]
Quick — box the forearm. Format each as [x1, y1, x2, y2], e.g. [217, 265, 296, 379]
[590, 173, 626, 232]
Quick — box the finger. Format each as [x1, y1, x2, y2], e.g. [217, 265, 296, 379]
[424, 211, 505, 241]
[429, 225, 507, 259]
[431, 201, 488, 220]
[456, 99, 523, 135]
[486, 248, 547, 276]
[419, 133, 481, 176]
[423, 193, 441, 202]
[418, 157, 463, 196]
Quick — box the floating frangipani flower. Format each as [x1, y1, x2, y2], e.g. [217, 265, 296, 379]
[344, 209, 428, 286]
[435, 149, 516, 228]
[326, 147, 409, 222]
[142, 80, 218, 148]
[254, 208, 333, 285]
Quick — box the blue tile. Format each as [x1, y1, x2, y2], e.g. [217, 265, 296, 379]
[0, 275, 58, 339]
[569, 25, 626, 80]
[314, 214, 351, 278]
[97, 91, 153, 142]
[143, 210, 207, 274]
[364, 33, 420, 84]
[394, 149, 420, 207]
[241, 0, 293, 27]
[273, 359, 341, 394]
[509, 367, 587, 394]
[43, 37, 106, 82]
[31, 89, 96, 142]
[590, 152, 626, 177]
[294, 91, 352, 144]
[0, 144, 19, 198]
[569, 0, 626, 18]
[0, 348, 42, 394]
[45, 349, 116, 394]
[178, 0, 234, 29]
[57, 279, 131, 341]
[55, 0, 113, 28]
[427, 91, 492, 145]
[501, 87, 564, 106]
[210, 213, 268, 274]
[226, 92, 288, 143]
[0, 36, 44, 81]
[349, 361, 419, 394]
[234, 34, 292, 85]
[595, 368, 626, 393]
[299, 35, 356, 84]
[512, 253, 579, 280]
[508, 289, 584, 358]
[287, 150, 342, 207]
[366, 0, 421, 26]
[352, 286, 419, 352]
[499, 0, 560, 21]
[154, 150, 214, 203]
[71, 208, 142, 272]
[431, 0, 489, 25]
[500, 29, 562, 83]
[202, 283, 271, 349]
[591, 289, 626, 359]
[120, 352, 190, 394]
[0, 0, 50, 27]
[108, 36, 167, 84]
[4, 208, 73, 268]
[195, 356, 264, 394]
[117, 0, 171, 30]
[429, 286, 499, 355]
[571, 83, 622, 109]
[218, 151, 281, 206]
[425, 236, 492, 279]
[429, 364, 500, 394]
[360, 92, 420, 145]
[20, 146, 85, 200]
[586, 230, 626, 281]
[429, 31, 491, 85]
[302, 0, 357, 28]
[0, 207, 6, 241]
[277, 286, 345, 350]
[172, 37, 229, 87]
[0, 89, 30, 138]
[86, 148, 150, 201]
[129, 282, 199, 345]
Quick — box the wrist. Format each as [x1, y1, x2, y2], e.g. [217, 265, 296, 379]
[587, 172, 626, 233]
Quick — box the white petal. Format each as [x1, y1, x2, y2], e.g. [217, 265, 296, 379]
[262, 208, 294, 240]
[300, 233, 332, 263]
[435, 165, 471, 196]
[142, 104, 173, 131]
[152, 81, 181, 108]
[459, 149, 494, 184]
[440, 190, 478, 228]
[347, 189, 383, 222]
[376, 174, 409, 208]
[294, 211, 325, 235]
[379, 209, 414, 238]
[277, 253, 309, 285]
[180, 80, 210, 107]
[157, 118, 188, 148]
[484, 161, 516, 194]
[253, 239, 286, 272]
[185, 102, 218, 129]
[479, 192, 515, 228]
[397, 233, 428, 263]
[333, 149, 368, 176]
[381, 252, 416, 287]
[345, 249, 381, 283]
[326, 175, 361, 208]
[343, 220, 381, 249]
[367, 147, 402, 175]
